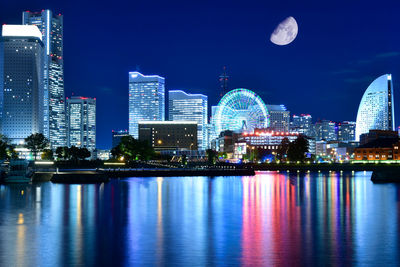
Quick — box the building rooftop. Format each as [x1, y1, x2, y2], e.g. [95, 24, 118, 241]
[2, 24, 42, 40]
[358, 138, 399, 148]
[266, 104, 287, 111]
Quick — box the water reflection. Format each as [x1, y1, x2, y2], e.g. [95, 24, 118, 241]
[0, 172, 399, 265]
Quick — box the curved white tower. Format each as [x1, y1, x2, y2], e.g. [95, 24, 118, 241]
[355, 74, 394, 141]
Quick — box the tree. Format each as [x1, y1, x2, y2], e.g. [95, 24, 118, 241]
[0, 135, 17, 160]
[287, 135, 309, 162]
[206, 149, 217, 165]
[77, 147, 91, 160]
[277, 137, 290, 162]
[69, 146, 80, 161]
[25, 133, 49, 160]
[56, 146, 69, 160]
[111, 136, 154, 162]
[41, 149, 54, 160]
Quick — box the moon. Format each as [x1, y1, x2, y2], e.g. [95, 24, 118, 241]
[270, 16, 298, 46]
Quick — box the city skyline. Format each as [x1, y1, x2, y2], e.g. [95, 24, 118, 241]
[1, 0, 400, 148]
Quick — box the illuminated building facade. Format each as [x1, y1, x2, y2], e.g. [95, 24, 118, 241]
[337, 121, 356, 141]
[169, 90, 208, 150]
[233, 130, 300, 159]
[66, 96, 96, 151]
[0, 25, 44, 144]
[266, 105, 290, 132]
[354, 139, 400, 161]
[129, 72, 165, 139]
[291, 114, 312, 136]
[315, 120, 336, 141]
[23, 10, 66, 148]
[138, 121, 197, 151]
[355, 74, 394, 141]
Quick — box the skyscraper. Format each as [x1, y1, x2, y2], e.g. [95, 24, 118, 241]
[266, 105, 290, 132]
[315, 120, 336, 141]
[0, 25, 44, 144]
[355, 74, 394, 141]
[66, 96, 96, 151]
[23, 10, 66, 148]
[169, 90, 208, 150]
[337, 121, 356, 141]
[291, 114, 312, 136]
[129, 72, 165, 138]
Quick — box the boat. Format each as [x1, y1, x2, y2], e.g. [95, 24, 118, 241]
[4, 159, 33, 183]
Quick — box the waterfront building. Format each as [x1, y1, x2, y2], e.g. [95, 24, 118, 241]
[129, 72, 165, 138]
[355, 74, 394, 141]
[359, 130, 398, 146]
[138, 121, 197, 151]
[112, 129, 129, 148]
[0, 25, 44, 144]
[291, 114, 313, 136]
[66, 96, 96, 151]
[354, 138, 400, 161]
[169, 90, 208, 150]
[266, 105, 290, 132]
[96, 149, 111, 160]
[315, 120, 336, 141]
[233, 130, 300, 159]
[337, 121, 356, 141]
[23, 10, 66, 148]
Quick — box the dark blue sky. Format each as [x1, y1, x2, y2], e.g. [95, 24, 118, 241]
[1, 0, 400, 149]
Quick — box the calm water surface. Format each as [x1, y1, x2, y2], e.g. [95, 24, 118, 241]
[0, 171, 400, 266]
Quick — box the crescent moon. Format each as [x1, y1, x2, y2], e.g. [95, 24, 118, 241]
[270, 16, 298, 46]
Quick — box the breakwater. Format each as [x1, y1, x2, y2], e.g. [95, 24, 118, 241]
[101, 168, 255, 178]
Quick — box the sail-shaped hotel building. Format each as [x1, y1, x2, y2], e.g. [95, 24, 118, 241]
[355, 74, 395, 141]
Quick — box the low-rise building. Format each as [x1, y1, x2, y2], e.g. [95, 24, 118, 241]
[359, 130, 398, 145]
[354, 138, 400, 161]
[234, 130, 300, 160]
[138, 121, 197, 151]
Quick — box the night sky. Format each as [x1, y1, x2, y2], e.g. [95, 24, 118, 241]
[1, 0, 400, 149]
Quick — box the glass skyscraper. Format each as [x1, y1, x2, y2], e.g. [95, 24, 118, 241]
[169, 90, 208, 150]
[66, 96, 96, 151]
[129, 72, 165, 138]
[315, 120, 336, 141]
[291, 114, 312, 136]
[0, 25, 44, 144]
[266, 105, 290, 132]
[337, 121, 356, 141]
[355, 74, 394, 141]
[23, 10, 66, 148]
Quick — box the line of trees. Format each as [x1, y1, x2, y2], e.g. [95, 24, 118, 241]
[277, 135, 309, 162]
[111, 135, 154, 162]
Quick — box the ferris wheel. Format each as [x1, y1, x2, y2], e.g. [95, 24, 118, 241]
[214, 88, 269, 136]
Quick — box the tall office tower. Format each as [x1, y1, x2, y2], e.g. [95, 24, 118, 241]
[66, 96, 96, 151]
[356, 74, 394, 141]
[315, 120, 336, 141]
[129, 72, 165, 138]
[266, 105, 290, 132]
[291, 114, 313, 136]
[169, 90, 208, 150]
[210, 105, 220, 142]
[23, 10, 66, 148]
[337, 121, 356, 141]
[0, 25, 44, 144]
